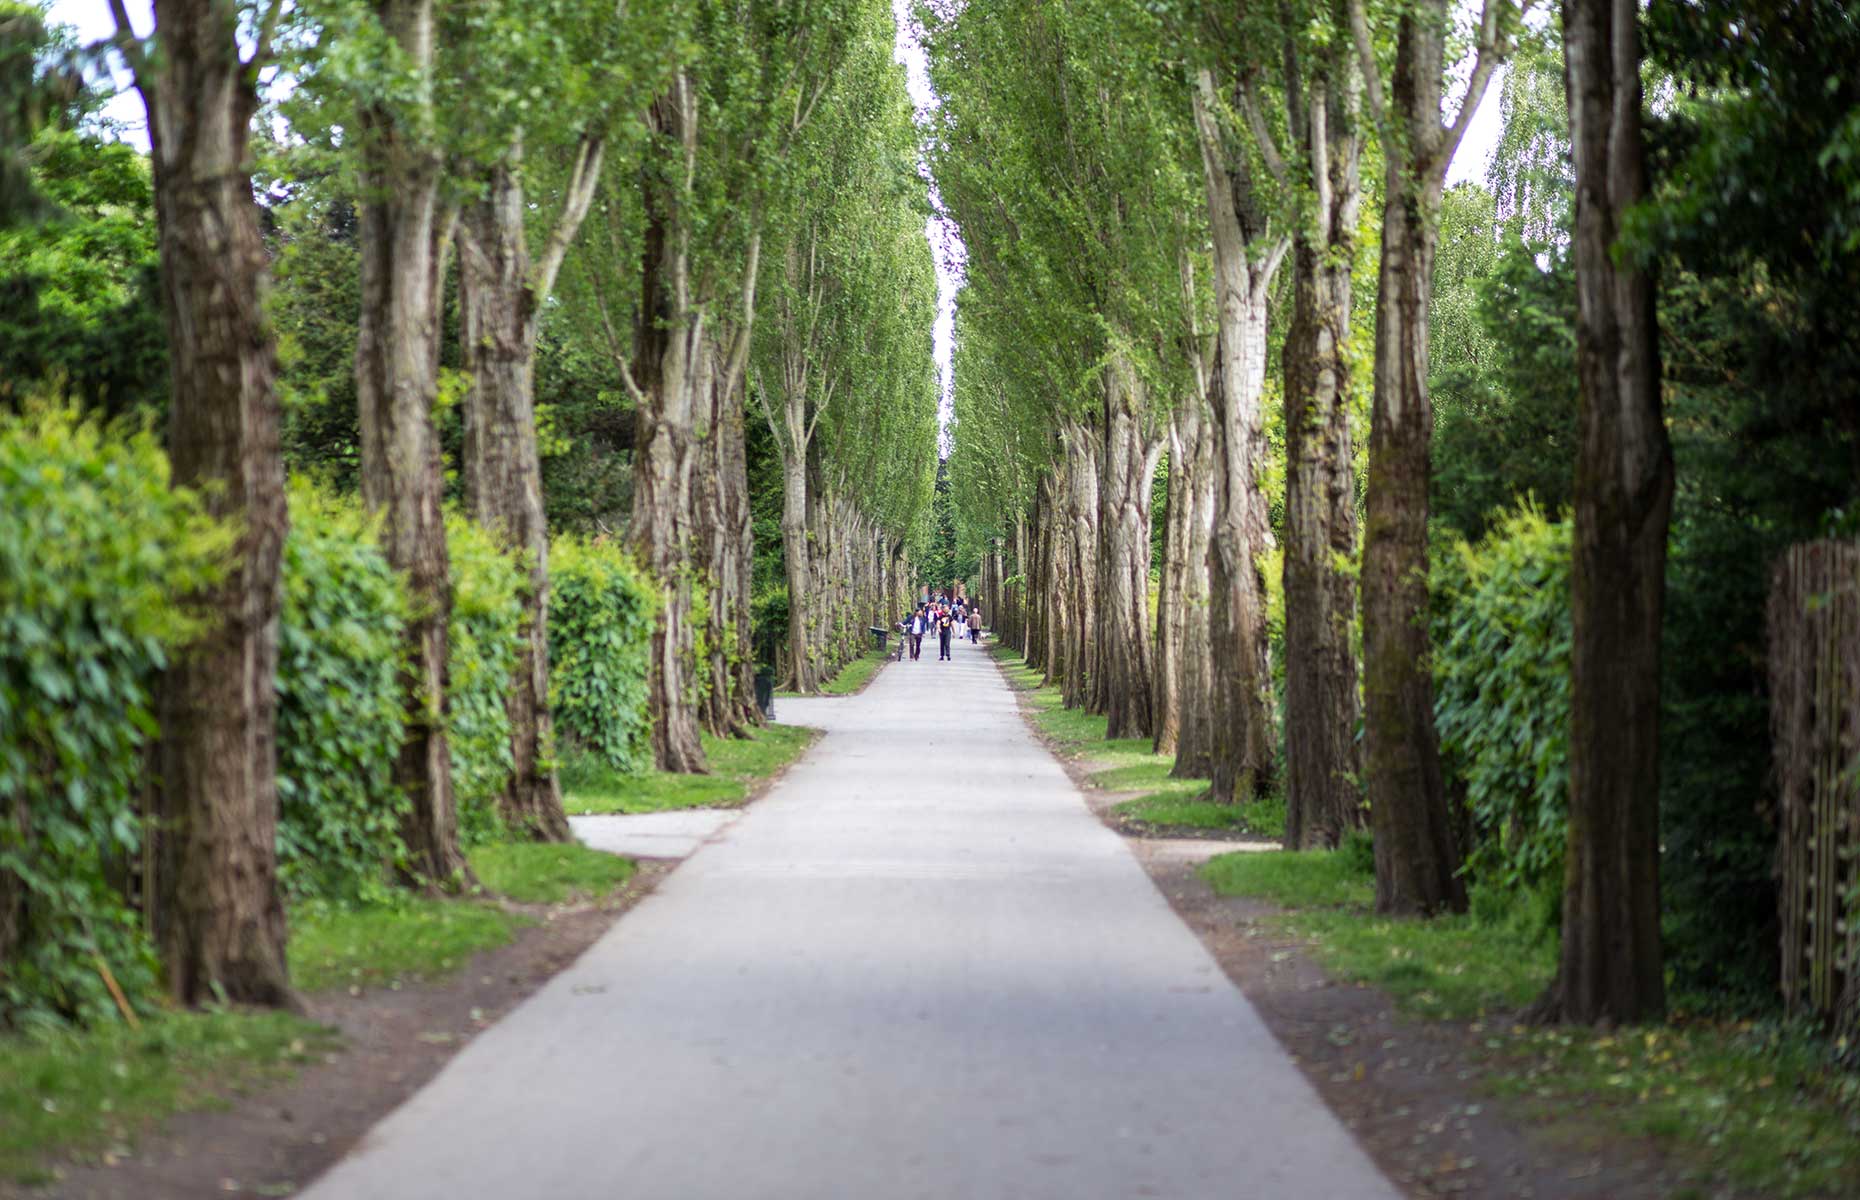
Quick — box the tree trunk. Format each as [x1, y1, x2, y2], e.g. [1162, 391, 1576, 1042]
[355, 0, 470, 884]
[134, 0, 295, 1008]
[1532, 0, 1669, 1024]
[781, 447, 814, 692]
[1281, 52, 1366, 850]
[1154, 412, 1190, 756]
[1362, 126, 1463, 916]
[1193, 72, 1281, 804]
[457, 153, 571, 843]
[713, 352, 761, 732]
[1098, 360, 1159, 740]
[1172, 401, 1218, 779]
[630, 76, 709, 774]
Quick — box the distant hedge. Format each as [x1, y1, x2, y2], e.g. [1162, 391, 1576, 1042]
[274, 484, 410, 903]
[0, 408, 231, 1027]
[550, 535, 658, 775]
[1432, 501, 1572, 911]
[444, 512, 528, 846]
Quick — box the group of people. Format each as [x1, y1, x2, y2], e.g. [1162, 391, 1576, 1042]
[900, 593, 983, 662]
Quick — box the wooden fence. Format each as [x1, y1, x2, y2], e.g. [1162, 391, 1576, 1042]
[1767, 540, 1860, 1031]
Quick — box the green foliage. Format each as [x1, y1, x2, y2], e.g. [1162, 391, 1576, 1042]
[444, 513, 528, 845]
[273, 484, 410, 904]
[0, 131, 165, 420]
[1432, 503, 1572, 906]
[1200, 849, 1376, 911]
[549, 534, 659, 775]
[0, 407, 232, 1028]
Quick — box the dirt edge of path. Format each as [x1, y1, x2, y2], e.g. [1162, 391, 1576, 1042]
[984, 645, 1686, 1200]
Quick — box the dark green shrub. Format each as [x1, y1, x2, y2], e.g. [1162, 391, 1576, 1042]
[0, 408, 231, 1027]
[446, 514, 527, 846]
[1432, 502, 1572, 906]
[549, 536, 658, 775]
[273, 484, 409, 903]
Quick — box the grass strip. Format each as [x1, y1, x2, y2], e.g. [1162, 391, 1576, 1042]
[1198, 847, 1860, 1198]
[562, 722, 816, 816]
[0, 1010, 332, 1185]
[779, 646, 889, 697]
[470, 841, 637, 905]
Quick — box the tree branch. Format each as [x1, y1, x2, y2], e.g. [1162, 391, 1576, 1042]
[535, 133, 606, 302]
[106, 0, 146, 77]
[1347, 0, 1390, 144]
[1438, 0, 1508, 179]
[249, 0, 288, 69]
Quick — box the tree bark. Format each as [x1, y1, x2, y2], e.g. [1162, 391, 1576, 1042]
[1532, 0, 1669, 1024]
[354, 0, 470, 885]
[1172, 400, 1218, 779]
[1282, 39, 1366, 850]
[629, 75, 709, 774]
[1193, 72, 1282, 804]
[457, 134, 599, 843]
[129, 0, 295, 1009]
[1098, 358, 1161, 740]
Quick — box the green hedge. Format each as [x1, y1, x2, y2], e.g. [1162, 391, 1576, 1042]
[274, 485, 410, 904]
[1432, 501, 1572, 907]
[444, 514, 527, 846]
[0, 409, 231, 1028]
[549, 535, 658, 775]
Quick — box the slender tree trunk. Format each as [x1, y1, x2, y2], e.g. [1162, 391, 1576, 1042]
[457, 150, 574, 843]
[717, 361, 761, 730]
[355, 0, 470, 883]
[1362, 119, 1463, 915]
[133, 0, 295, 1009]
[781, 444, 814, 692]
[630, 76, 708, 774]
[1098, 360, 1160, 740]
[1282, 51, 1366, 850]
[1154, 412, 1190, 755]
[1193, 73, 1282, 803]
[1533, 0, 1669, 1024]
[1173, 402, 1218, 779]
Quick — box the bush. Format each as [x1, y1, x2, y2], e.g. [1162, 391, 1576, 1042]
[549, 535, 658, 775]
[0, 407, 232, 1027]
[1432, 502, 1572, 908]
[445, 514, 527, 846]
[274, 484, 409, 903]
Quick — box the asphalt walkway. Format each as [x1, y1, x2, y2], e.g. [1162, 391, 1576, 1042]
[303, 634, 1397, 1199]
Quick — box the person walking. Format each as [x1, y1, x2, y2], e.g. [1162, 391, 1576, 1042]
[938, 607, 954, 661]
[968, 606, 982, 644]
[909, 607, 925, 661]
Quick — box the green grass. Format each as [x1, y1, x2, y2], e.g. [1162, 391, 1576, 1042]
[561, 723, 818, 815]
[1198, 847, 1860, 1197]
[779, 647, 889, 697]
[288, 897, 526, 992]
[0, 1009, 332, 1184]
[470, 841, 637, 905]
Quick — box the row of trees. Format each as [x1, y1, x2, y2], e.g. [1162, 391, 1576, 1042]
[14, 0, 939, 1011]
[935, 0, 1671, 1023]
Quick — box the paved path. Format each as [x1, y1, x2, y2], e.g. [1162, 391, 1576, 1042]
[304, 637, 1397, 1200]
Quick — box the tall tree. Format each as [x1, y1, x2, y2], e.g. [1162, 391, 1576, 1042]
[1348, 0, 1515, 914]
[110, 0, 296, 1007]
[1534, 0, 1669, 1023]
[352, 0, 470, 883]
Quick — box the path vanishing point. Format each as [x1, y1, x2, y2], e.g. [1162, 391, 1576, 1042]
[303, 639, 1398, 1199]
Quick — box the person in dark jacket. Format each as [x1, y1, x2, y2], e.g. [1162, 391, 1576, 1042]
[937, 609, 954, 660]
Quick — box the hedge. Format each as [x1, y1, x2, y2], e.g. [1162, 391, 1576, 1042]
[1432, 501, 1572, 909]
[549, 535, 658, 775]
[0, 408, 231, 1028]
[274, 484, 410, 903]
[444, 513, 527, 846]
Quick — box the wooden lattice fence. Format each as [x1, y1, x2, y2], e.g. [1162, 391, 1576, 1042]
[1767, 540, 1860, 1031]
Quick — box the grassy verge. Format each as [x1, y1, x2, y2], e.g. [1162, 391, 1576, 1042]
[2, 838, 639, 1185]
[1199, 847, 1860, 1198]
[561, 722, 817, 815]
[779, 646, 889, 697]
[991, 645, 1289, 835]
[289, 840, 639, 991]
[0, 1009, 333, 1185]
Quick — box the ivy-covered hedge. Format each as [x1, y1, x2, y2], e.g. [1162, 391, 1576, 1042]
[445, 514, 527, 845]
[1432, 502, 1572, 911]
[0, 409, 231, 1027]
[274, 485, 410, 903]
[550, 536, 658, 775]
